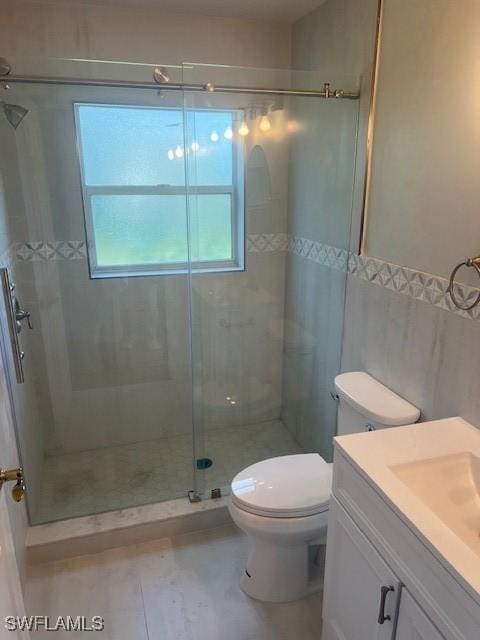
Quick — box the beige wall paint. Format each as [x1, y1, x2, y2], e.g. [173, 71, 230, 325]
[1, 0, 291, 73]
[365, 0, 480, 284]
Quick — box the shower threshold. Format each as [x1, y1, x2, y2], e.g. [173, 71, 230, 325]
[28, 419, 301, 562]
[35, 419, 301, 523]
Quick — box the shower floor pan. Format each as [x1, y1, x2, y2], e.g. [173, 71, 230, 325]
[36, 419, 300, 522]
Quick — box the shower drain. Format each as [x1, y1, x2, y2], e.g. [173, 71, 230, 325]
[196, 457, 213, 470]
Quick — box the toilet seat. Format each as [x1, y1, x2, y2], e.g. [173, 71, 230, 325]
[231, 453, 332, 518]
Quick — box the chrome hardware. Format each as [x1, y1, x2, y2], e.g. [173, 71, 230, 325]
[0, 467, 25, 502]
[188, 490, 202, 503]
[1, 69, 360, 100]
[153, 66, 171, 84]
[448, 255, 480, 311]
[377, 585, 394, 624]
[330, 391, 339, 402]
[0, 268, 24, 383]
[366, 424, 376, 432]
[13, 297, 33, 332]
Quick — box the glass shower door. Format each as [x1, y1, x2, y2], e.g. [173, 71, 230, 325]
[183, 63, 360, 499]
[0, 61, 198, 523]
[0, 56, 360, 521]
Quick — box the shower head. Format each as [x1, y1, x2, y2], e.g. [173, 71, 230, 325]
[1, 101, 29, 129]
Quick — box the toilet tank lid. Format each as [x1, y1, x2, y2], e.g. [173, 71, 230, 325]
[334, 372, 420, 426]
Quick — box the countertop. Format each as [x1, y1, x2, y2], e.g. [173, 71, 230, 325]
[334, 416, 480, 600]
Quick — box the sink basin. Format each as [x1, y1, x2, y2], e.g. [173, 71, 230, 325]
[390, 452, 480, 557]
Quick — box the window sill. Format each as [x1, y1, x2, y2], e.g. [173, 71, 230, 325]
[89, 262, 245, 279]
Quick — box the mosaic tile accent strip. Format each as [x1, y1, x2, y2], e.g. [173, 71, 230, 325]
[15, 236, 288, 260]
[15, 241, 87, 261]
[348, 253, 480, 321]
[247, 233, 288, 253]
[287, 235, 349, 271]
[11, 237, 479, 321]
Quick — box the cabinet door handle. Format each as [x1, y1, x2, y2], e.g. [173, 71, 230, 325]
[377, 585, 394, 624]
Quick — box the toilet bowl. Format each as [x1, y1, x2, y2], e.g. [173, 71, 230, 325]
[229, 453, 331, 602]
[229, 372, 421, 603]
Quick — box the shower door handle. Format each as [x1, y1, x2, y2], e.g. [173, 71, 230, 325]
[14, 299, 33, 332]
[0, 268, 25, 383]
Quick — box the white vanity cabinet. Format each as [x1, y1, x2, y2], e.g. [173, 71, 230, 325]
[395, 588, 444, 640]
[322, 445, 480, 640]
[322, 497, 399, 640]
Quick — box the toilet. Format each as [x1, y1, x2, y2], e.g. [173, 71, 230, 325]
[229, 371, 420, 603]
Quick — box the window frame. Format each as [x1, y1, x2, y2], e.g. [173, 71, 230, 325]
[74, 102, 245, 279]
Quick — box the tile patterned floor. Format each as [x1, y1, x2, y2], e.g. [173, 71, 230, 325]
[36, 420, 302, 523]
[25, 524, 323, 640]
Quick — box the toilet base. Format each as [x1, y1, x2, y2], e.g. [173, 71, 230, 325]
[229, 497, 329, 603]
[240, 538, 325, 603]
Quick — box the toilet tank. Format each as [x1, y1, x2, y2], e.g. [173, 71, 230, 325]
[334, 372, 420, 436]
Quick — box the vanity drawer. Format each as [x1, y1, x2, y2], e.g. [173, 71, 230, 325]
[332, 447, 480, 640]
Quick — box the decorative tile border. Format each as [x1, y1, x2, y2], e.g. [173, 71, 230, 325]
[348, 253, 480, 321]
[247, 233, 288, 253]
[249, 233, 350, 273]
[287, 235, 349, 271]
[9, 237, 480, 321]
[14, 236, 288, 260]
[15, 241, 87, 261]
[286, 236, 480, 321]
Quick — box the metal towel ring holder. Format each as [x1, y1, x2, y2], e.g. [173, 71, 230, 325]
[447, 256, 480, 311]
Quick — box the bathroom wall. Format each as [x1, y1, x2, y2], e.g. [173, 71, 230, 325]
[0, 0, 291, 71]
[289, 0, 380, 251]
[0, 1, 293, 464]
[282, 0, 379, 458]
[341, 0, 480, 427]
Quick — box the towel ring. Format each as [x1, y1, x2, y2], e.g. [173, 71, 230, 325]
[447, 256, 480, 311]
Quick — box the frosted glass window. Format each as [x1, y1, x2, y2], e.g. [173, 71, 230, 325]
[91, 195, 188, 266]
[189, 195, 233, 262]
[75, 103, 244, 277]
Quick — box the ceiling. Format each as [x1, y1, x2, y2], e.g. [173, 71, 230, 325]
[45, 0, 326, 22]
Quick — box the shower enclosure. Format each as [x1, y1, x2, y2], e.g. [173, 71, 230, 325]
[0, 58, 360, 524]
